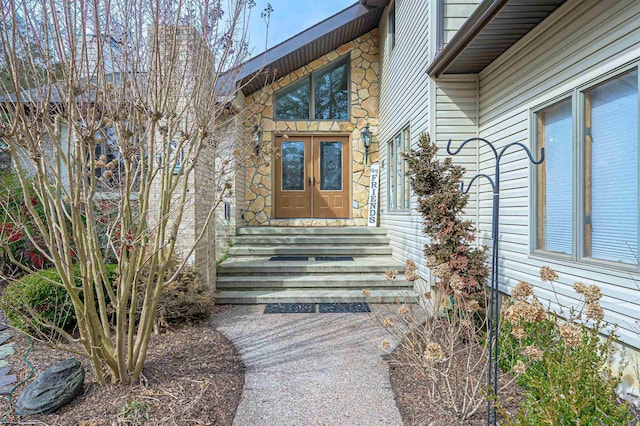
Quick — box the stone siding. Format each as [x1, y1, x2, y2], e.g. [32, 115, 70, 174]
[244, 29, 380, 226]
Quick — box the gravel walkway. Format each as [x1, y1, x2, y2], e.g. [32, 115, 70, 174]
[212, 305, 403, 426]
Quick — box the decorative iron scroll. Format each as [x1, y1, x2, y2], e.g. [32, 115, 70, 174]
[446, 138, 545, 426]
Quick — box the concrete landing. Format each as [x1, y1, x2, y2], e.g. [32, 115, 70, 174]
[212, 305, 403, 426]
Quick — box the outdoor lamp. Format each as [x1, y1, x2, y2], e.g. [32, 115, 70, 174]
[362, 124, 371, 164]
[253, 125, 263, 156]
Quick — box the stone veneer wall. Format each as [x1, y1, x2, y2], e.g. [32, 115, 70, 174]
[243, 29, 380, 226]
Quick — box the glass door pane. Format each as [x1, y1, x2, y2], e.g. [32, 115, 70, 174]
[320, 141, 342, 190]
[281, 141, 305, 190]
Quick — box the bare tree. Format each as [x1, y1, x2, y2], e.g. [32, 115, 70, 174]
[0, 0, 267, 385]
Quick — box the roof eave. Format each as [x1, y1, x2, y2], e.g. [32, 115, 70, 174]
[237, 3, 372, 83]
[426, 0, 509, 78]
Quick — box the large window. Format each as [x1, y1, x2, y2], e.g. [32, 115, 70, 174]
[387, 126, 410, 211]
[275, 57, 349, 120]
[535, 68, 639, 266]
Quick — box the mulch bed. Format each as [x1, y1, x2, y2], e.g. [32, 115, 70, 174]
[387, 354, 523, 425]
[0, 309, 244, 425]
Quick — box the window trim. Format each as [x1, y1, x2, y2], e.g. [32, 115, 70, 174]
[386, 124, 411, 212]
[274, 54, 350, 121]
[531, 62, 640, 272]
[388, 2, 396, 51]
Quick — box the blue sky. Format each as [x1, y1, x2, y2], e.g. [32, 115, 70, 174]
[246, 0, 356, 55]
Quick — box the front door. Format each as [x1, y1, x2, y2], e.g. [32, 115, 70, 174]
[274, 135, 350, 219]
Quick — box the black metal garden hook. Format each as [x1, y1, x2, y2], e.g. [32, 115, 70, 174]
[446, 137, 545, 426]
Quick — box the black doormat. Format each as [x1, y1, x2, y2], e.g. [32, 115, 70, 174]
[269, 256, 309, 261]
[318, 303, 371, 313]
[315, 256, 354, 261]
[264, 303, 316, 314]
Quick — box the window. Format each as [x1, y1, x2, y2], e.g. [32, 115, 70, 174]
[275, 58, 348, 120]
[93, 127, 121, 183]
[387, 126, 410, 211]
[535, 68, 639, 266]
[388, 3, 396, 50]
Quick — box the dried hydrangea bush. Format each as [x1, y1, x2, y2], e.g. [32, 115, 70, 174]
[365, 260, 502, 421]
[499, 267, 631, 425]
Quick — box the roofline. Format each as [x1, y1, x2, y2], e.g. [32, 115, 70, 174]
[237, 2, 372, 82]
[426, 0, 509, 78]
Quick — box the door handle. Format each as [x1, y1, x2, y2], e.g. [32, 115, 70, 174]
[308, 177, 312, 187]
[313, 177, 317, 187]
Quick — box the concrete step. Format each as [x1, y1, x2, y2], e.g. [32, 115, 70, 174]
[213, 288, 417, 304]
[236, 226, 388, 236]
[228, 245, 393, 256]
[216, 274, 410, 289]
[232, 235, 390, 245]
[217, 256, 406, 276]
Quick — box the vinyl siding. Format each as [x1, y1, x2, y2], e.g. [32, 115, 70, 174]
[444, 0, 481, 44]
[435, 75, 479, 224]
[477, 0, 640, 346]
[379, 0, 432, 284]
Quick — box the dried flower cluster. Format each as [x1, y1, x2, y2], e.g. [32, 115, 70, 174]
[464, 299, 481, 312]
[523, 345, 544, 362]
[512, 359, 527, 375]
[502, 299, 546, 325]
[559, 324, 583, 347]
[582, 285, 603, 304]
[449, 274, 465, 296]
[384, 269, 398, 281]
[361, 289, 370, 298]
[586, 302, 604, 321]
[540, 266, 559, 282]
[424, 342, 446, 363]
[512, 326, 528, 340]
[404, 259, 420, 282]
[383, 317, 394, 328]
[511, 281, 533, 301]
[573, 282, 587, 293]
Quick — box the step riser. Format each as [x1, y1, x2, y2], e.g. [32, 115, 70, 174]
[237, 227, 388, 236]
[232, 236, 390, 245]
[218, 267, 404, 275]
[229, 247, 393, 256]
[218, 283, 411, 290]
[214, 297, 411, 304]
[216, 226, 416, 304]
[213, 292, 416, 304]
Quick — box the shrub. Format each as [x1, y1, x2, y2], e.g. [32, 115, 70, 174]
[0, 172, 50, 275]
[156, 266, 214, 329]
[499, 271, 631, 425]
[132, 261, 214, 331]
[404, 133, 488, 297]
[1, 264, 118, 337]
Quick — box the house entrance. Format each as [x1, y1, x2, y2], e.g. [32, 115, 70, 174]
[274, 135, 350, 219]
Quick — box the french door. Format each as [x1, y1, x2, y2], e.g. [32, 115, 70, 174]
[274, 135, 350, 219]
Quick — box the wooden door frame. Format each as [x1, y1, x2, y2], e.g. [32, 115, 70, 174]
[273, 133, 352, 219]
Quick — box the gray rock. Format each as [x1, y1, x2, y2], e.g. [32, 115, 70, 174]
[15, 358, 84, 415]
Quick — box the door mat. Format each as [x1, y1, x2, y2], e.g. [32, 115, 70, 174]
[315, 256, 354, 261]
[318, 303, 371, 313]
[264, 303, 316, 314]
[269, 256, 309, 261]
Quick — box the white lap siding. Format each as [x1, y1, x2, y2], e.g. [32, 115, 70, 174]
[477, 0, 640, 347]
[378, 0, 432, 283]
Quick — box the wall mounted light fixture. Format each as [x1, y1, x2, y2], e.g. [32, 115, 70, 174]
[361, 124, 372, 164]
[253, 125, 263, 156]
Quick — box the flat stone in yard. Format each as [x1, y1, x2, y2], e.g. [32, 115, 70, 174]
[15, 358, 84, 415]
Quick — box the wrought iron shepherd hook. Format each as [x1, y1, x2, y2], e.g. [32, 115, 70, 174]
[446, 138, 545, 426]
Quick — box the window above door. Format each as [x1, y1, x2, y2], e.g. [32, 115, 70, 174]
[274, 56, 350, 121]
